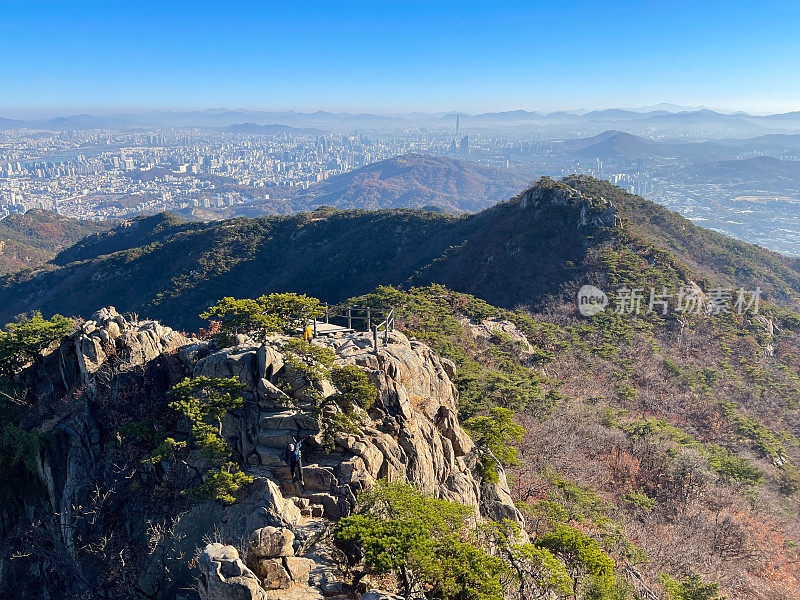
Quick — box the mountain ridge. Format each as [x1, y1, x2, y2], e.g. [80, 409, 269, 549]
[3, 175, 800, 329]
[5, 107, 800, 136]
[286, 152, 530, 213]
[197, 153, 531, 218]
[0, 209, 113, 274]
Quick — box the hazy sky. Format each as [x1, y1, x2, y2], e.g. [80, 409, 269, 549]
[2, 0, 799, 114]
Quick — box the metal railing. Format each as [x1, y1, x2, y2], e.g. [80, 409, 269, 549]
[312, 304, 395, 351]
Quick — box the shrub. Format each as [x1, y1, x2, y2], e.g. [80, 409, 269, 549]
[621, 489, 656, 513]
[200, 293, 322, 341]
[777, 464, 800, 495]
[465, 407, 525, 483]
[535, 524, 615, 591]
[477, 519, 573, 599]
[335, 481, 504, 599]
[658, 573, 726, 600]
[329, 364, 377, 411]
[0, 312, 74, 377]
[144, 437, 186, 465]
[719, 403, 794, 463]
[335, 481, 571, 600]
[167, 376, 251, 503]
[187, 462, 253, 505]
[707, 446, 764, 486]
[168, 376, 244, 460]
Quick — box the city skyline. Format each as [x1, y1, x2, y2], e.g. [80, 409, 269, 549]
[3, 1, 800, 113]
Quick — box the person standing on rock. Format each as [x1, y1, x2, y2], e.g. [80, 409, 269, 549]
[286, 437, 305, 490]
[303, 322, 313, 342]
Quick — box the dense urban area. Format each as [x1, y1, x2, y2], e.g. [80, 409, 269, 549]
[3, 110, 800, 253]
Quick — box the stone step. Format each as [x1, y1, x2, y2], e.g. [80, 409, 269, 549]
[277, 464, 338, 496]
[292, 497, 325, 519]
[251, 453, 340, 496]
[305, 492, 341, 519]
[253, 445, 344, 469]
[257, 428, 319, 448]
[296, 464, 338, 493]
[255, 446, 287, 468]
[259, 410, 319, 431]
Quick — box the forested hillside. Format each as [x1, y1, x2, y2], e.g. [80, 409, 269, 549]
[283, 152, 531, 212]
[0, 209, 112, 274]
[350, 283, 800, 599]
[2, 176, 800, 328]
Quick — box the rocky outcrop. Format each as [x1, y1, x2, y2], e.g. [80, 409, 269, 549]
[3, 308, 523, 600]
[516, 178, 618, 242]
[200, 328, 524, 599]
[23, 306, 189, 400]
[198, 543, 267, 600]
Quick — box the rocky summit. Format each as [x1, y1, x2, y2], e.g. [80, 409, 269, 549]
[4, 307, 521, 599]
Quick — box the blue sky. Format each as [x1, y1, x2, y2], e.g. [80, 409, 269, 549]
[2, 0, 799, 114]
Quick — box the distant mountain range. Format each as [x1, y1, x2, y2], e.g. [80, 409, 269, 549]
[555, 130, 800, 164]
[223, 122, 324, 136]
[3, 176, 799, 329]
[0, 210, 112, 275]
[558, 130, 657, 160]
[3, 107, 800, 136]
[0, 153, 528, 272]
[274, 153, 530, 213]
[177, 153, 531, 218]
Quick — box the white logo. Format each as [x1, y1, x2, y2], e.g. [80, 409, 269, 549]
[577, 285, 608, 316]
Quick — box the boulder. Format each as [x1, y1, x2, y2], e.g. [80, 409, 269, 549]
[306, 493, 340, 519]
[257, 344, 285, 382]
[249, 557, 291, 590]
[197, 543, 266, 600]
[284, 556, 314, 585]
[91, 306, 120, 324]
[97, 328, 110, 345]
[178, 342, 209, 368]
[248, 526, 295, 558]
[235, 333, 257, 346]
[194, 348, 259, 388]
[105, 320, 122, 339]
[257, 378, 293, 409]
[76, 335, 106, 377]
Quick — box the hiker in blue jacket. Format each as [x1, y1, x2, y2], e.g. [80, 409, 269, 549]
[285, 437, 305, 489]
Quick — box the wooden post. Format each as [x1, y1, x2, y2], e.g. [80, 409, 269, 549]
[347, 307, 352, 330]
[373, 325, 378, 353]
[325, 304, 329, 324]
[366, 307, 371, 332]
[390, 308, 394, 331]
[312, 317, 317, 337]
[384, 319, 389, 344]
